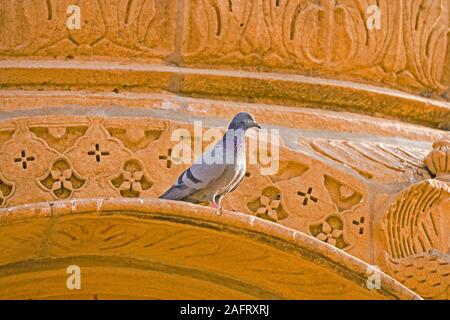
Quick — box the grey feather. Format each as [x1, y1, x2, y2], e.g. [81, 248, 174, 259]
[159, 112, 260, 207]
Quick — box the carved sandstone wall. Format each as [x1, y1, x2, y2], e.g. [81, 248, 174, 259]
[1, 0, 449, 100]
[0, 0, 449, 300]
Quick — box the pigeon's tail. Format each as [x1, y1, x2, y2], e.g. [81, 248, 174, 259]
[159, 184, 193, 201]
[159, 186, 179, 200]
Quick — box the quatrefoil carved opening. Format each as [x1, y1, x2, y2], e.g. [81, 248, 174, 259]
[309, 214, 350, 250]
[247, 186, 288, 222]
[39, 159, 86, 199]
[111, 159, 153, 198]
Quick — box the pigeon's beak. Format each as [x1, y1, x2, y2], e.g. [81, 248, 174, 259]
[254, 122, 261, 129]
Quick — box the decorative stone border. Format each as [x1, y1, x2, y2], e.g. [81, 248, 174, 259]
[0, 60, 449, 129]
[1, 0, 449, 100]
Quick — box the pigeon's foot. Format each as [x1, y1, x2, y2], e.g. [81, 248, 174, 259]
[210, 202, 223, 215]
[210, 202, 219, 209]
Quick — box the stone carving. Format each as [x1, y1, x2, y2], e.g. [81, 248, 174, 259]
[269, 160, 309, 183]
[0, 112, 445, 299]
[247, 186, 287, 222]
[383, 180, 448, 259]
[0, 174, 13, 208]
[110, 159, 153, 197]
[0, 116, 372, 257]
[0, 1, 448, 98]
[384, 250, 450, 300]
[0, 199, 421, 300]
[309, 214, 350, 250]
[0, 124, 60, 205]
[0, 0, 177, 59]
[324, 175, 362, 212]
[0, 0, 448, 300]
[297, 187, 318, 206]
[379, 142, 450, 299]
[352, 216, 365, 235]
[424, 140, 450, 181]
[65, 123, 132, 180]
[308, 139, 429, 183]
[39, 158, 86, 199]
[106, 127, 163, 152]
[30, 125, 89, 153]
[183, 0, 450, 97]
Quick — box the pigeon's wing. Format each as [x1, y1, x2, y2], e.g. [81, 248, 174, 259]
[217, 165, 245, 200]
[160, 141, 228, 201]
[220, 143, 247, 196]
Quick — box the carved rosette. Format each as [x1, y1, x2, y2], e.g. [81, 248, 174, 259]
[110, 159, 153, 198]
[38, 158, 86, 200]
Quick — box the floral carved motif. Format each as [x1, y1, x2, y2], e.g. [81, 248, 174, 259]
[110, 159, 153, 198]
[309, 214, 350, 250]
[39, 158, 86, 199]
[247, 186, 287, 222]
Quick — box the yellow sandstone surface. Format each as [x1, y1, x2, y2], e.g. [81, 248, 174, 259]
[0, 0, 449, 300]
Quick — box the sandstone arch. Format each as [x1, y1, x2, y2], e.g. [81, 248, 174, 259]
[0, 198, 419, 300]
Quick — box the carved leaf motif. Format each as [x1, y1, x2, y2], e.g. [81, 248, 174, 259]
[183, 0, 449, 94]
[0, 0, 175, 57]
[324, 175, 363, 212]
[309, 139, 429, 183]
[30, 126, 89, 153]
[269, 161, 309, 183]
[0, 0, 39, 50]
[66, 0, 106, 46]
[402, 0, 449, 91]
[101, 0, 156, 48]
[107, 127, 163, 152]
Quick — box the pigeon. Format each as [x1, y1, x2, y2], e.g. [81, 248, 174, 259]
[159, 112, 261, 209]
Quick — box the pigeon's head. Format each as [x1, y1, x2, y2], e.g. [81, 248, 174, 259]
[228, 112, 261, 131]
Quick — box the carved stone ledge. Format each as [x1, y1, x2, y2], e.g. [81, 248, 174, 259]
[1, 0, 449, 100]
[0, 198, 420, 300]
[1, 61, 449, 129]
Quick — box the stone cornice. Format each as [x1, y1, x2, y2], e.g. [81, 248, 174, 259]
[0, 60, 449, 129]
